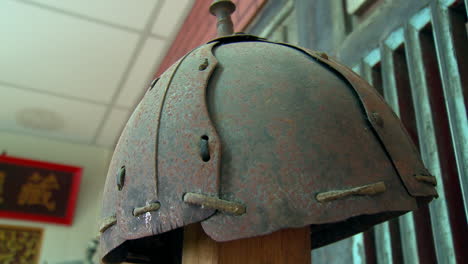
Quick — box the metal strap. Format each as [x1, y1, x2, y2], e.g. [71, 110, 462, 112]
[316, 182, 387, 202]
[183, 192, 246, 215]
[99, 215, 116, 233]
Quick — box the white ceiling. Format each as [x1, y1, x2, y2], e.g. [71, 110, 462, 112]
[0, 0, 194, 148]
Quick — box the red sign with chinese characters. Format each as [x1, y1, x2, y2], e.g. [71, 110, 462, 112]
[0, 154, 81, 225]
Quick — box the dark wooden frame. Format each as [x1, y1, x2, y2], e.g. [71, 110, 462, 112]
[0, 224, 44, 264]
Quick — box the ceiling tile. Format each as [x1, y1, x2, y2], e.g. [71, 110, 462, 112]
[115, 37, 167, 108]
[151, 0, 194, 38]
[0, 0, 139, 103]
[30, 0, 159, 30]
[95, 108, 131, 148]
[0, 84, 107, 144]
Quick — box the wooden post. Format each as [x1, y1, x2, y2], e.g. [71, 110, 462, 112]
[182, 223, 311, 264]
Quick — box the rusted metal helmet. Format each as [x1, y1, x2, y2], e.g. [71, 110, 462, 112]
[98, 2, 437, 263]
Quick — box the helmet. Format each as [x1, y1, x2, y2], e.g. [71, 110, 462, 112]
[98, 34, 437, 263]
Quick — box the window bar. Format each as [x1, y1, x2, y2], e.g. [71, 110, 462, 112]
[465, 0, 468, 16]
[312, 237, 361, 264]
[351, 233, 366, 264]
[431, 0, 468, 223]
[380, 28, 420, 264]
[405, 7, 456, 264]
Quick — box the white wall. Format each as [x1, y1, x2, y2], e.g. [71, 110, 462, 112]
[0, 131, 112, 264]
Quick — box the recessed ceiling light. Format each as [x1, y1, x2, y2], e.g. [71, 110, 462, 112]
[16, 107, 64, 131]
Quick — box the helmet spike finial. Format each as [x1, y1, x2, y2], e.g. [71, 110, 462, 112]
[210, 0, 236, 37]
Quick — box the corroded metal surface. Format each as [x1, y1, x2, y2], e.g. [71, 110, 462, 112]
[132, 202, 161, 217]
[183, 192, 246, 215]
[114, 58, 176, 239]
[99, 215, 116, 233]
[99, 35, 438, 262]
[199, 40, 427, 244]
[99, 59, 181, 261]
[100, 43, 222, 262]
[415, 175, 437, 186]
[291, 46, 438, 198]
[316, 182, 387, 203]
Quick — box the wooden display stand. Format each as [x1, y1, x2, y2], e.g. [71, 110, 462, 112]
[182, 223, 311, 264]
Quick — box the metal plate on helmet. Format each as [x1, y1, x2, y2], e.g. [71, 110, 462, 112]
[293, 46, 438, 197]
[116, 42, 221, 238]
[100, 43, 222, 260]
[199, 41, 419, 243]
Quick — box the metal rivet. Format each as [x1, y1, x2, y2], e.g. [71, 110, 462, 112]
[319, 52, 329, 60]
[414, 175, 437, 186]
[183, 192, 246, 215]
[133, 202, 161, 217]
[99, 215, 117, 233]
[371, 112, 384, 127]
[116, 166, 125, 191]
[316, 181, 386, 202]
[199, 59, 209, 71]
